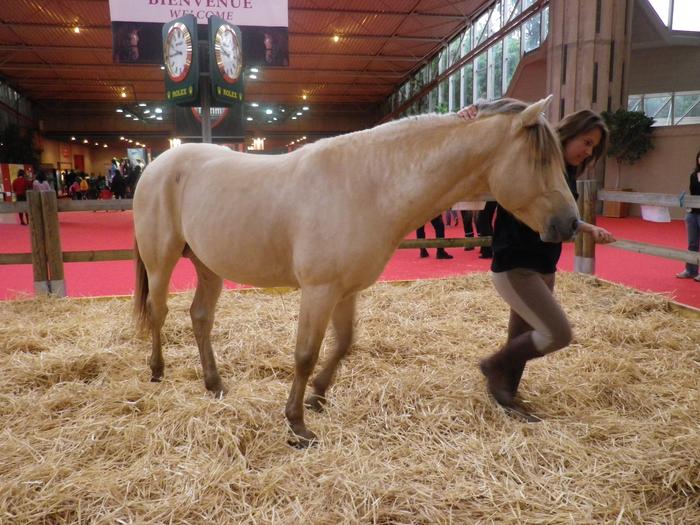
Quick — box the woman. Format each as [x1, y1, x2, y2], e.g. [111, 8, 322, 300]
[675, 150, 700, 282]
[459, 101, 616, 419]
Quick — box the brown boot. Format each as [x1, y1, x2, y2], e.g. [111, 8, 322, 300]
[479, 332, 541, 406]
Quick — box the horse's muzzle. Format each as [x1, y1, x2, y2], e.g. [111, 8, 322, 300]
[540, 215, 580, 243]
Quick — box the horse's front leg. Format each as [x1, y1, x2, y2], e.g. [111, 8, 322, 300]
[285, 285, 340, 447]
[306, 293, 357, 412]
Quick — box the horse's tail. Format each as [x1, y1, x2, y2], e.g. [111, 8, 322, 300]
[133, 239, 150, 337]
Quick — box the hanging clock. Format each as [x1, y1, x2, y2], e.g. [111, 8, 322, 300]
[214, 23, 242, 84]
[163, 22, 193, 82]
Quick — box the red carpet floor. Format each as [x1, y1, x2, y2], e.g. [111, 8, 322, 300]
[1, 211, 699, 308]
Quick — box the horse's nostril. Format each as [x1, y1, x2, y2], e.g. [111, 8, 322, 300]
[571, 218, 580, 233]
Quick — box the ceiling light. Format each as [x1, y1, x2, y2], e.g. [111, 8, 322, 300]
[94, 142, 98, 146]
[70, 136, 76, 141]
[83, 139, 88, 143]
[250, 67, 259, 73]
[333, 35, 340, 42]
[251, 102, 259, 107]
[292, 116, 297, 120]
[246, 117, 253, 121]
[302, 106, 309, 111]
[116, 108, 123, 113]
[302, 94, 307, 100]
[120, 136, 125, 140]
[73, 26, 81, 34]
[144, 109, 150, 114]
[103, 144, 108, 148]
[280, 109, 285, 112]
[121, 92, 127, 98]
[155, 108, 163, 114]
[265, 109, 273, 114]
[125, 113, 131, 118]
[160, 65, 165, 70]
[249, 74, 257, 79]
[138, 103, 147, 107]
[156, 116, 163, 120]
[296, 112, 302, 116]
[273, 117, 277, 121]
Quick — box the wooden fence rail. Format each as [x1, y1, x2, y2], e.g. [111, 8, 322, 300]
[0, 185, 699, 297]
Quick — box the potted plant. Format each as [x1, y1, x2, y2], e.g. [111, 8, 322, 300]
[601, 108, 655, 217]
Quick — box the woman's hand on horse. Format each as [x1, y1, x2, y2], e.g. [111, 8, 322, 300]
[458, 105, 478, 120]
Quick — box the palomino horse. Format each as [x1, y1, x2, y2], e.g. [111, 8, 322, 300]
[133, 96, 578, 446]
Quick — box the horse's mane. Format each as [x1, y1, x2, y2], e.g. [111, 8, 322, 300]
[304, 112, 460, 152]
[474, 98, 564, 172]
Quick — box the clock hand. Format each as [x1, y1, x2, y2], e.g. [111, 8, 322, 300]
[168, 50, 183, 58]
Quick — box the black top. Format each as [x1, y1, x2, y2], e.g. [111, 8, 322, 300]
[689, 170, 700, 214]
[491, 165, 578, 274]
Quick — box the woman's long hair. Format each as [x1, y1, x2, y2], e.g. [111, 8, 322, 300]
[556, 110, 609, 172]
[693, 149, 700, 174]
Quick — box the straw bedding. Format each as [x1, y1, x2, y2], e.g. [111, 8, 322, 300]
[0, 273, 698, 524]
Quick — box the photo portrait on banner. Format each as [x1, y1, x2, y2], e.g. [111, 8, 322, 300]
[108, 0, 289, 67]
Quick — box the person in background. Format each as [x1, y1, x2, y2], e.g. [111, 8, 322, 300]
[676, 149, 700, 282]
[11, 169, 29, 225]
[79, 175, 89, 199]
[417, 215, 454, 259]
[459, 100, 616, 419]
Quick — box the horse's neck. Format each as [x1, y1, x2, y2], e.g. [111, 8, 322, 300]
[366, 117, 498, 233]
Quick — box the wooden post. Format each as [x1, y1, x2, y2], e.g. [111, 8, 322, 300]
[27, 191, 49, 295]
[40, 191, 66, 297]
[575, 179, 598, 274]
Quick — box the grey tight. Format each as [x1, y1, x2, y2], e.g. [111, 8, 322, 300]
[491, 269, 572, 354]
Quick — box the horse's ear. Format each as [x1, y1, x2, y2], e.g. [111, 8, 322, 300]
[514, 95, 553, 129]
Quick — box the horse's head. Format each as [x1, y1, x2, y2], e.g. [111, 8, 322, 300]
[481, 96, 579, 243]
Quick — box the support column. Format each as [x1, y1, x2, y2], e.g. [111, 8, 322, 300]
[546, 0, 634, 122]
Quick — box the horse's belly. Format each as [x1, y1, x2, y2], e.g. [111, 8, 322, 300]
[190, 243, 298, 288]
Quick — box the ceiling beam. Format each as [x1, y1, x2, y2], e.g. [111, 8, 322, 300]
[0, 22, 445, 42]
[0, 63, 406, 78]
[0, 45, 426, 63]
[290, 7, 468, 20]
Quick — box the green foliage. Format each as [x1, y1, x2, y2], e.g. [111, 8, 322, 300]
[0, 123, 40, 165]
[602, 109, 655, 166]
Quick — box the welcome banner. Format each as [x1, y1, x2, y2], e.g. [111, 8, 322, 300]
[108, 0, 288, 67]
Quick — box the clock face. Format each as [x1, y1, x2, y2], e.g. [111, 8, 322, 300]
[214, 25, 242, 84]
[164, 22, 193, 82]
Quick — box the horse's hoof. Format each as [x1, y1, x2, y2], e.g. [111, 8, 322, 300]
[207, 384, 228, 399]
[287, 429, 318, 449]
[304, 393, 327, 412]
[150, 376, 162, 383]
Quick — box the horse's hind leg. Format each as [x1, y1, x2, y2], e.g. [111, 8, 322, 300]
[285, 285, 341, 447]
[187, 250, 225, 397]
[305, 293, 357, 412]
[146, 252, 181, 382]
